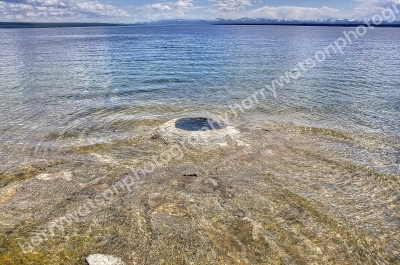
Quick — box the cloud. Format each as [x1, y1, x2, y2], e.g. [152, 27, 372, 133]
[175, 0, 193, 9]
[1, 0, 61, 6]
[0, 2, 6, 14]
[75, 2, 129, 17]
[141, 3, 171, 11]
[136, 0, 194, 20]
[7, 3, 33, 11]
[206, 1, 341, 20]
[351, 0, 400, 19]
[209, 0, 252, 11]
[251, 6, 341, 20]
[34, 0, 60, 7]
[207, 4, 342, 20]
[0, 0, 128, 21]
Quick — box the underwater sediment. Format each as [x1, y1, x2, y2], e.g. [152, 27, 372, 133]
[0, 119, 399, 264]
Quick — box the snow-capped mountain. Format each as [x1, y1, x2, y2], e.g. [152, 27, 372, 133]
[134, 17, 400, 26]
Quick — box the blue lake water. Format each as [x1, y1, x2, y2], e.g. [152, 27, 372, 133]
[0, 25, 399, 172]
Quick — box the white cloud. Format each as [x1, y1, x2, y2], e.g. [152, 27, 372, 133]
[34, 0, 59, 7]
[0, 2, 6, 14]
[136, 0, 195, 20]
[35, 6, 48, 12]
[25, 10, 43, 17]
[7, 3, 33, 11]
[58, 1, 67, 8]
[209, 0, 251, 11]
[351, 0, 400, 19]
[75, 2, 129, 17]
[0, 0, 129, 21]
[207, 4, 342, 20]
[251, 6, 341, 20]
[140, 3, 171, 11]
[174, 0, 193, 9]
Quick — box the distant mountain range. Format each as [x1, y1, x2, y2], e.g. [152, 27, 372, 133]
[1, 18, 400, 28]
[135, 18, 400, 27]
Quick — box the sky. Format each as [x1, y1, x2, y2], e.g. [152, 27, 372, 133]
[0, 0, 399, 23]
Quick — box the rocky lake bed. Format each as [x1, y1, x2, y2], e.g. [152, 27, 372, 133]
[0, 118, 399, 264]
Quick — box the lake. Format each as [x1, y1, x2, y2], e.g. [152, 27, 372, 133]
[0, 25, 399, 264]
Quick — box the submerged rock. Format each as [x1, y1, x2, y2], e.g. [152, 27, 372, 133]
[86, 254, 125, 265]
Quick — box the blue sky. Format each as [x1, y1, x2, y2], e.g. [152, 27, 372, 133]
[0, 0, 398, 22]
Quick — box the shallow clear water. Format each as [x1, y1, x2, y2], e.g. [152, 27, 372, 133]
[0, 25, 399, 264]
[0, 25, 399, 172]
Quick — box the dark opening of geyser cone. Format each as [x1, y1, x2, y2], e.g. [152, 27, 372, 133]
[175, 118, 225, 131]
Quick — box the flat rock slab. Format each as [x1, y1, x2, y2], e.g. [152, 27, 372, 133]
[86, 254, 125, 265]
